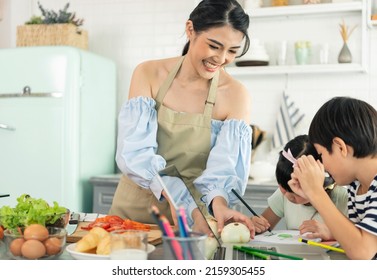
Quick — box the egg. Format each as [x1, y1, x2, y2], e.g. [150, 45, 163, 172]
[44, 237, 62, 255]
[21, 239, 46, 259]
[23, 224, 49, 241]
[9, 238, 25, 256]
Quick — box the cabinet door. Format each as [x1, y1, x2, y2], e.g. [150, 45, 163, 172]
[0, 96, 64, 207]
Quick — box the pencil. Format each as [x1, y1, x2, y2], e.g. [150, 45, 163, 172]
[298, 238, 345, 254]
[240, 246, 305, 260]
[233, 246, 271, 260]
[231, 189, 272, 233]
[161, 215, 184, 260]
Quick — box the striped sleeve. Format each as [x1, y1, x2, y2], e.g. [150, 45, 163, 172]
[348, 179, 377, 236]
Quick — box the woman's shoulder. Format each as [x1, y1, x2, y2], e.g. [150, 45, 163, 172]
[129, 56, 182, 99]
[135, 56, 181, 76]
[216, 69, 251, 123]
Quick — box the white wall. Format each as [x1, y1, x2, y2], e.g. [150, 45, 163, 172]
[0, 0, 376, 138]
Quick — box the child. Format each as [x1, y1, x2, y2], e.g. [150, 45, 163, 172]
[251, 135, 348, 241]
[290, 97, 377, 260]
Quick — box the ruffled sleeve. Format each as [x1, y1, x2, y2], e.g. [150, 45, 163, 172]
[116, 97, 167, 197]
[194, 119, 252, 209]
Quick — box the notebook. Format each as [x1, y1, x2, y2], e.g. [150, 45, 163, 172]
[157, 166, 330, 260]
[219, 241, 330, 260]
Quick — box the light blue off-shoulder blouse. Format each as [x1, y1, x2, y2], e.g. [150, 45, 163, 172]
[116, 97, 252, 223]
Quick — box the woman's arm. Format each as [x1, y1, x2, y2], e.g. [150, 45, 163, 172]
[194, 120, 253, 233]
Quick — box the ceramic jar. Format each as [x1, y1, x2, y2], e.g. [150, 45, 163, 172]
[295, 41, 311, 65]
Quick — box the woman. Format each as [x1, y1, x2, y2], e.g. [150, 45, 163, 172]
[109, 0, 254, 236]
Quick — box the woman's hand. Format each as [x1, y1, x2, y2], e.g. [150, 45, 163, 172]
[191, 208, 216, 236]
[211, 196, 255, 238]
[250, 216, 270, 234]
[299, 219, 334, 241]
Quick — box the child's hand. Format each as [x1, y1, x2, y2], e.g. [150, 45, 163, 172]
[290, 155, 325, 198]
[250, 216, 271, 234]
[299, 219, 334, 241]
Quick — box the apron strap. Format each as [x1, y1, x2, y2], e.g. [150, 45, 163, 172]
[156, 55, 219, 118]
[203, 70, 219, 117]
[155, 56, 185, 104]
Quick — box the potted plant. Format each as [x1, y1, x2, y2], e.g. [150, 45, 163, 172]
[16, 2, 88, 50]
[338, 19, 357, 63]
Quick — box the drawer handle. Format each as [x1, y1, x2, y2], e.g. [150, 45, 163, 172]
[0, 123, 15, 131]
[0, 86, 63, 98]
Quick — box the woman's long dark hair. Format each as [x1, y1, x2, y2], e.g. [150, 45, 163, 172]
[182, 0, 250, 57]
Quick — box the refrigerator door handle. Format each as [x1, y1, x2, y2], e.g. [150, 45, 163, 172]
[0, 123, 16, 131]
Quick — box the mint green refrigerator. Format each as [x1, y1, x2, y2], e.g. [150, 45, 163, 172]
[0, 46, 117, 212]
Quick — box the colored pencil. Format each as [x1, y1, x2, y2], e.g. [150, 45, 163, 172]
[161, 215, 184, 260]
[298, 238, 345, 254]
[231, 189, 272, 233]
[177, 209, 194, 260]
[179, 206, 191, 232]
[240, 246, 305, 260]
[233, 246, 271, 260]
[150, 205, 165, 234]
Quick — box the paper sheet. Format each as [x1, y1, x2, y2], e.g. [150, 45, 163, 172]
[252, 230, 321, 244]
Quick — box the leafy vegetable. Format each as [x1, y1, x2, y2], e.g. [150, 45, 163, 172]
[0, 194, 67, 230]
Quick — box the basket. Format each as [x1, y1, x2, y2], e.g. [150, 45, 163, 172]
[16, 24, 88, 50]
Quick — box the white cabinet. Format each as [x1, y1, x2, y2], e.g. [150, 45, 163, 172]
[226, 1, 368, 76]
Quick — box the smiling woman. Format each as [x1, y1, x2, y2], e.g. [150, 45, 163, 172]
[109, 0, 256, 238]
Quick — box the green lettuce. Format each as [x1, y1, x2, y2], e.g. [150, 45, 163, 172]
[0, 194, 67, 230]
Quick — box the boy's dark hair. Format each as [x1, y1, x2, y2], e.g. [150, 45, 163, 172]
[182, 0, 250, 57]
[276, 135, 321, 192]
[309, 96, 377, 158]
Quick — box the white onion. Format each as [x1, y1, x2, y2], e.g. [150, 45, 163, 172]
[220, 222, 250, 243]
[206, 217, 219, 238]
[204, 237, 218, 260]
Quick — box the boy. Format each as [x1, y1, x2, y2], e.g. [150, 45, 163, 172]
[290, 97, 377, 260]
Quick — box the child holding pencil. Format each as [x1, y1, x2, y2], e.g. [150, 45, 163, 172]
[290, 97, 377, 260]
[250, 135, 348, 241]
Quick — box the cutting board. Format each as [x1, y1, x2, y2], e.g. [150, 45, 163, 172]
[66, 222, 163, 245]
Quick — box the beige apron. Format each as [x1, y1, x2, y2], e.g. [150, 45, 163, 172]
[109, 56, 219, 224]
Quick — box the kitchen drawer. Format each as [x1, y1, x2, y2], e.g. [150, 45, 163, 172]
[90, 174, 121, 214]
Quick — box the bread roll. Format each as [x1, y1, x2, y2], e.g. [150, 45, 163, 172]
[75, 232, 99, 252]
[76, 226, 110, 253]
[96, 235, 111, 255]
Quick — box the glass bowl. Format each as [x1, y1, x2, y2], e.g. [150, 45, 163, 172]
[3, 226, 67, 260]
